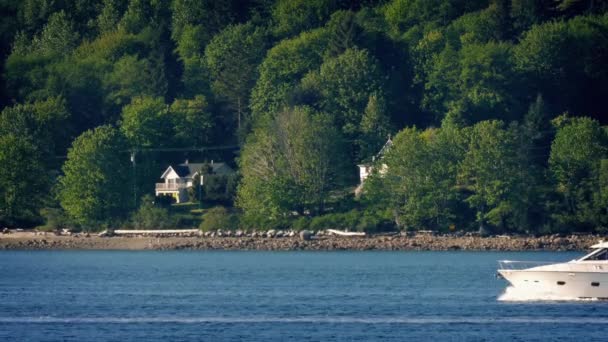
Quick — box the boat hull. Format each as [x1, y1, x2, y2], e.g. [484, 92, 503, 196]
[498, 269, 608, 299]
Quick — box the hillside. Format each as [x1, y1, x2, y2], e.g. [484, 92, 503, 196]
[1, 0, 607, 234]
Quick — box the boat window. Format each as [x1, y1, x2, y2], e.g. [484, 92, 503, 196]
[557, 281, 566, 286]
[581, 248, 608, 261]
[592, 282, 600, 287]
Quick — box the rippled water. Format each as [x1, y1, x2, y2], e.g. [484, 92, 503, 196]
[1, 250, 607, 341]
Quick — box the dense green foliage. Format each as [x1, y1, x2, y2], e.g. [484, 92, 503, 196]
[237, 106, 347, 227]
[57, 125, 132, 228]
[130, 194, 176, 229]
[1, 0, 607, 233]
[199, 206, 239, 232]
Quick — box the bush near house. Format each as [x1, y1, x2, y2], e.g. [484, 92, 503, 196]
[130, 195, 176, 229]
[199, 206, 240, 231]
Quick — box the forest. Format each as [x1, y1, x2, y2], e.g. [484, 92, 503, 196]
[0, 0, 607, 234]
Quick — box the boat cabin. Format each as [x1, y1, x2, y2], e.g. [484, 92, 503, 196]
[578, 242, 608, 262]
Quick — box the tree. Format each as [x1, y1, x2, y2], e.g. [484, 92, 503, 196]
[359, 93, 392, 160]
[0, 97, 70, 226]
[170, 0, 245, 46]
[169, 96, 214, 147]
[510, 95, 554, 232]
[96, 0, 126, 34]
[453, 42, 520, 124]
[514, 15, 608, 122]
[419, 43, 460, 123]
[272, 0, 343, 38]
[17, 0, 100, 37]
[363, 125, 468, 231]
[458, 120, 523, 232]
[120, 96, 171, 148]
[449, 5, 504, 45]
[237, 106, 347, 225]
[510, 0, 553, 34]
[428, 41, 521, 125]
[173, 24, 211, 97]
[0, 134, 48, 226]
[549, 116, 608, 231]
[205, 22, 268, 135]
[104, 54, 168, 111]
[170, 0, 251, 97]
[555, 0, 608, 15]
[57, 125, 133, 227]
[383, 0, 487, 40]
[131, 194, 175, 229]
[118, 0, 152, 34]
[302, 48, 386, 138]
[35, 10, 79, 56]
[325, 10, 361, 58]
[0, 97, 71, 156]
[250, 28, 329, 120]
[0, 0, 19, 107]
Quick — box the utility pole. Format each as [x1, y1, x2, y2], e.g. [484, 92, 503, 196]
[130, 151, 137, 209]
[199, 174, 204, 209]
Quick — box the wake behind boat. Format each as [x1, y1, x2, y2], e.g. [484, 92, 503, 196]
[497, 242, 608, 299]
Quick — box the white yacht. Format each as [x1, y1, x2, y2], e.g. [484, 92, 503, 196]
[497, 242, 608, 299]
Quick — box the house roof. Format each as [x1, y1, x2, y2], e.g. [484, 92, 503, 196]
[376, 137, 393, 158]
[359, 137, 393, 166]
[160, 162, 234, 179]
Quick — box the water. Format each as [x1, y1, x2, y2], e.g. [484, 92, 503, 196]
[1, 250, 607, 341]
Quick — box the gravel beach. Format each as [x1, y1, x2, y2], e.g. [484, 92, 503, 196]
[0, 231, 603, 251]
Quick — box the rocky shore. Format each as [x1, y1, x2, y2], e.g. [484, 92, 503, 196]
[0, 230, 604, 251]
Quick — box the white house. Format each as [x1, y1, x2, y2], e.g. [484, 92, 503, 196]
[355, 137, 392, 196]
[155, 160, 234, 203]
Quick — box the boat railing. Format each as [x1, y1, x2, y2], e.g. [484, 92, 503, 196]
[498, 260, 557, 270]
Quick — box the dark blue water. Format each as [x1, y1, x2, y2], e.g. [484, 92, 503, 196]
[1, 251, 607, 341]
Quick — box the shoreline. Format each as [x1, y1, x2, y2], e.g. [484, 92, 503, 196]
[0, 232, 604, 251]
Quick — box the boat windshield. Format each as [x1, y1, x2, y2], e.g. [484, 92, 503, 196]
[580, 248, 608, 261]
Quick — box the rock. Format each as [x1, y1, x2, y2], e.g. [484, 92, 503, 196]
[275, 231, 284, 238]
[235, 230, 244, 237]
[300, 230, 312, 241]
[267, 229, 276, 238]
[2, 228, 9, 234]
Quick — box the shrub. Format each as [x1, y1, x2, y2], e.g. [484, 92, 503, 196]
[131, 195, 176, 229]
[355, 210, 396, 234]
[199, 206, 239, 231]
[309, 215, 332, 230]
[237, 211, 291, 231]
[291, 216, 311, 231]
[38, 207, 74, 231]
[155, 194, 175, 208]
[308, 210, 362, 231]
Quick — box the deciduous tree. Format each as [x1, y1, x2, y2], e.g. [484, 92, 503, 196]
[57, 125, 132, 227]
[237, 106, 347, 225]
